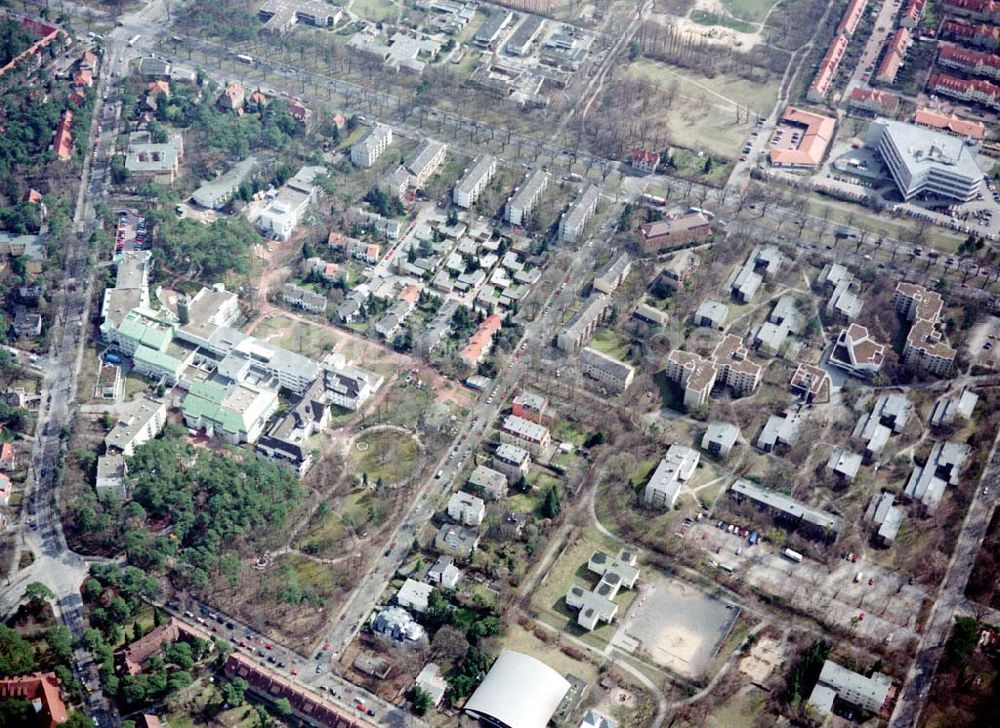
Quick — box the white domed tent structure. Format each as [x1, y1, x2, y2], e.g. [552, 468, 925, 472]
[463, 650, 571, 728]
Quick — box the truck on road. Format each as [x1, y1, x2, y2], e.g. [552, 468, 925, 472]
[128, 34, 140, 47]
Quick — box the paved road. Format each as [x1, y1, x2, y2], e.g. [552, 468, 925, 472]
[888, 428, 1000, 727]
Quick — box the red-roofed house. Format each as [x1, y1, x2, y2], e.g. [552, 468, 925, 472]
[80, 50, 99, 70]
[837, 0, 869, 36]
[941, 19, 1000, 47]
[72, 68, 93, 87]
[0, 672, 68, 727]
[769, 106, 836, 168]
[900, 0, 926, 27]
[808, 33, 849, 101]
[928, 72, 1000, 108]
[914, 107, 986, 139]
[217, 82, 245, 114]
[288, 100, 313, 129]
[147, 80, 170, 98]
[941, 0, 1000, 23]
[460, 313, 503, 366]
[938, 43, 1000, 80]
[53, 109, 73, 162]
[398, 284, 420, 305]
[0, 442, 15, 470]
[331, 111, 347, 129]
[631, 148, 660, 173]
[848, 87, 900, 115]
[23, 189, 43, 204]
[876, 28, 912, 85]
[0, 20, 64, 80]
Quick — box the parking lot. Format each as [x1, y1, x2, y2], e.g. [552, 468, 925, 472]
[691, 522, 926, 647]
[114, 209, 147, 259]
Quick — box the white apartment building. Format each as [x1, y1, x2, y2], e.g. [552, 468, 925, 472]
[505, 168, 549, 225]
[350, 123, 393, 168]
[404, 138, 447, 189]
[558, 185, 600, 243]
[447, 491, 486, 526]
[866, 117, 984, 202]
[454, 155, 497, 208]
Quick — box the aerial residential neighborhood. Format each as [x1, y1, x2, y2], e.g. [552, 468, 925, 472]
[3, 0, 1000, 727]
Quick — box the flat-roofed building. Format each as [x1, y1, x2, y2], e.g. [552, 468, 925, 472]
[632, 303, 669, 327]
[105, 397, 167, 457]
[866, 117, 984, 202]
[693, 299, 729, 330]
[557, 294, 611, 353]
[504, 13, 544, 55]
[95, 453, 127, 501]
[350, 123, 393, 168]
[579, 347, 634, 394]
[492, 444, 530, 485]
[757, 413, 800, 452]
[559, 185, 600, 243]
[893, 282, 955, 375]
[474, 9, 513, 48]
[192, 156, 257, 209]
[829, 323, 885, 379]
[865, 492, 904, 543]
[512, 391, 546, 423]
[505, 168, 549, 225]
[404, 138, 447, 189]
[930, 388, 979, 427]
[182, 380, 279, 445]
[643, 444, 700, 508]
[397, 578, 434, 613]
[730, 478, 843, 536]
[712, 334, 762, 396]
[500, 414, 551, 455]
[434, 523, 480, 559]
[469, 463, 510, 499]
[447, 490, 486, 526]
[664, 349, 717, 408]
[125, 130, 184, 185]
[789, 362, 832, 403]
[827, 447, 863, 482]
[808, 660, 893, 717]
[254, 165, 323, 241]
[702, 422, 739, 458]
[454, 155, 497, 208]
[904, 441, 971, 511]
[258, 0, 342, 35]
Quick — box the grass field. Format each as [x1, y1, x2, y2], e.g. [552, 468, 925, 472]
[502, 622, 601, 686]
[721, 0, 781, 22]
[590, 327, 630, 361]
[626, 59, 778, 159]
[347, 428, 422, 486]
[254, 315, 342, 360]
[690, 10, 758, 34]
[350, 0, 397, 22]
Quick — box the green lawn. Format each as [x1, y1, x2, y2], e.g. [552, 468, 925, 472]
[350, 0, 397, 22]
[690, 11, 758, 34]
[721, 0, 781, 22]
[589, 327, 630, 361]
[347, 428, 422, 486]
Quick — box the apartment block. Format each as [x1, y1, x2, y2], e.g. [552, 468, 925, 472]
[453, 155, 497, 208]
[643, 444, 700, 509]
[558, 184, 600, 243]
[556, 294, 611, 353]
[505, 168, 549, 225]
[350, 123, 393, 167]
[892, 282, 956, 375]
[500, 414, 551, 456]
[579, 346, 634, 395]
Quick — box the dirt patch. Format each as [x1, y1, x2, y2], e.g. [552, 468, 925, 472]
[738, 635, 784, 683]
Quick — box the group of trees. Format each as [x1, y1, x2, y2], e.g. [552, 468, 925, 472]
[142, 213, 259, 278]
[121, 430, 302, 590]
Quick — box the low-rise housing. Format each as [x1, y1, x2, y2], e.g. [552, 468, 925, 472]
[372, 606, 425, 642]
[632, 303, 669, 327]
[807, 660, 893, 718]
[500, 414, 551, 456]
[643, 444, 700, 508]
[790, 362, 832, 403]
[693, 299, 729, 330]
[565, 549, 639, 630]
[904, 441, 971, 511]
[927, 72, 1000, 110]
[491, 444, 530, 485]
[866, 492, 904, 543]
[913, 107, 985, 140]
[769, 106, 834, 167]
[95, 453, 127, 501]
[414, 662, 448, 708]
[281, 283, 327, 313]
[702, 422, 740, 458]
[631, 148, 660, 173]
[656, 250, 700, 291]
[125, 130, 184, 185]
[941, 18, 1000, 48]
[468, 464, 509, 499]
[876, 27, 911, 85]
[447, 490, 486, 526]
[0, 672, 68, 727]
[579, 347, 634, 395]
[730, 478, 843, 536]
[848, 87, 900, 116]
[938, 42, 1000, 81]
[434, 523, 481, 559]
[459, 313, 502, 366]
[192, 156, 257, 209]
[427, 555, 462, 589]
[930, 388, 979, 427]
[757, 412, 800, 452]
[827, 447, 863, 482]
[397, 578, 434, 613]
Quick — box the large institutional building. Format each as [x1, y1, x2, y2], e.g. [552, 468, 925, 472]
[866, 118, 984, 202]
